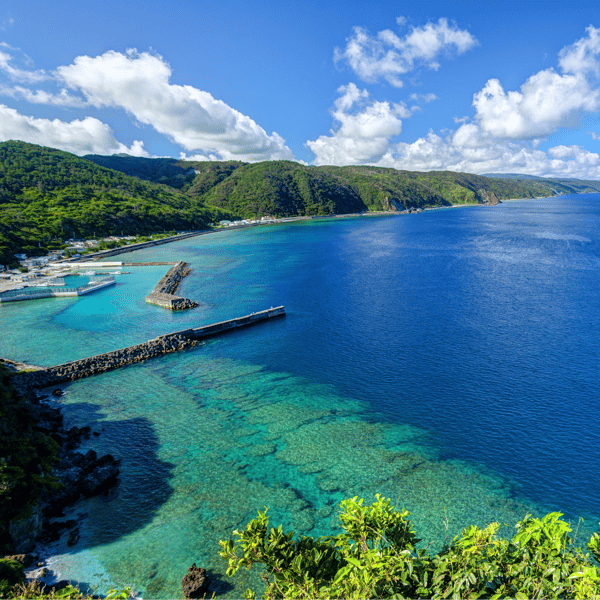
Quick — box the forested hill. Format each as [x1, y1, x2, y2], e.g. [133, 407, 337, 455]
[2, 140, 599, 267]
[85, 154, 566, 217]
[484, 172, 600, 194]
[0, 141, 223, 267]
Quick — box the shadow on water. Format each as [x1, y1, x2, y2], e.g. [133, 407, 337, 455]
[53, 402, 176, 549]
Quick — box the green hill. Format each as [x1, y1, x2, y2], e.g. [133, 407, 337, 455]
[3, 140, 600, 268]
[85, 155, 569, 217]
[484, 173, 600, 194]
[0, 141, 224, 267]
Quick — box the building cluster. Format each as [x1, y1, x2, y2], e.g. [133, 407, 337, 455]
[218, 216, 276, 227]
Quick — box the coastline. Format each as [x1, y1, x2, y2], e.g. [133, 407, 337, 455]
[2, 191, 592, 598]
[60, 203, 490, 263]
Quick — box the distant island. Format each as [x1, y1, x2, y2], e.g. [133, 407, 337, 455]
[2, 139, 600, 269]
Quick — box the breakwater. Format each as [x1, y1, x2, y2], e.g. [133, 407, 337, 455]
[11, 306, 285, 391]
[145, 261, 198, 310]
[0, 277, 116, 303]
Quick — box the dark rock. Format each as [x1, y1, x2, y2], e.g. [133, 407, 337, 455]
[52, 389, 63, 396]
[67, 529, 79, 547]
[45, 580, 74, 592]
[181, 563, 210, 598]
[84, 449, 98, 463]
[79, 460, 120, 496]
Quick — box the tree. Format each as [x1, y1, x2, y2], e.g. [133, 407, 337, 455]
[220, 495, 600, 599]
[0, 366, 60, 552]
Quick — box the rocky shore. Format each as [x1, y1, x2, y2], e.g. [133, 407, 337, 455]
[3, 387, 120, 591]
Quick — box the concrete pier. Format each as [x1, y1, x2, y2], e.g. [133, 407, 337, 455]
[145, 261, 198, 310]
[10, 306, 285, 391]
[0, 277, 116, 303]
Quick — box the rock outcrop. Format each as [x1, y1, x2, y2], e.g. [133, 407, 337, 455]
[7, 393, 121, 552]
[181, 563, 210, 598]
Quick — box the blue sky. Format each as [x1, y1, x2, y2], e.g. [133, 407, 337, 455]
[2, 0, 600, 178]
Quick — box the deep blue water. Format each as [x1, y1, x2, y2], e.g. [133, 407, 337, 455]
[1, 196, 599, 597]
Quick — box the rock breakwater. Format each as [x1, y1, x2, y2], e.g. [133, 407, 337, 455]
[145, 261, 198, 310]
[11, 307, 286, 392]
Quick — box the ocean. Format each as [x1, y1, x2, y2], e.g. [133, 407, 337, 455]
[1, 195, 599, 597]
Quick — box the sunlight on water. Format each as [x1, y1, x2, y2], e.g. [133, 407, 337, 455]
[45, 353, 543, 598]
[2, 198, 599, 598]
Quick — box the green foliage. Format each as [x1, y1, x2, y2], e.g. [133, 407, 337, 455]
[2, 140, 598, 267]
[0, 559, 25, 597]
[0, 365, 60, 551]
[3, 581, 134, 599]
[220, 496, 600, 599]
[0, 141, 226, 265]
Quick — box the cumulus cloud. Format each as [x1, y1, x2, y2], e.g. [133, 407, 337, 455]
[310, 25, 600, 179]
[334, 17, 478, 87]
[468, 70, 600, 141]
[365, 131, 600, 179]
[558, 24, 600, 76]
[55, 49, 294, 161]
[456, 26, 600, 144]
[306, 83, 410, 165]
[0, 104, 148, 156]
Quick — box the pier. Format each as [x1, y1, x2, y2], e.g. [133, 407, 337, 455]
[0, 277, 116, 303]
[11, 306, 286, 391]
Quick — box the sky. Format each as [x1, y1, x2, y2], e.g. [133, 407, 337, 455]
[2, 0, 600, 178]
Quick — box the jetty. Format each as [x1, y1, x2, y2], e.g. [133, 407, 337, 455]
[11, 306, 286, 391]
[145, 261, 197, 310]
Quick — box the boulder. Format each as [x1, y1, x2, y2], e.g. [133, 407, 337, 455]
[181, 563, 210, 598]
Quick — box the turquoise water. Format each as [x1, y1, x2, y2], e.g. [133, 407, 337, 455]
[1, 198, 599, 597]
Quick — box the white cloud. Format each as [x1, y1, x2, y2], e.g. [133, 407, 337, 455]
[0, 84, 87, 107]
[306, 83, 409, 165]
[558, 24, 600, 76]
[459, 26, 600, 144]
[0, 104, 148, 156]
[375, 134, 600, 179]
[469, 70, 600, 140]
[409, 93, 437, 103]
[310, 26, 600, 179]
[55, 49, 295, 162]
[1, 17, 15, 31]
[0, 48, 48, 83]
[334, 18, 478, 87]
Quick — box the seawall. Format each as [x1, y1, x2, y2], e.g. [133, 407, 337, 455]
[63, 231, 213, 262]
[145, 261, 198, 310]
[11, 307, 285, 391]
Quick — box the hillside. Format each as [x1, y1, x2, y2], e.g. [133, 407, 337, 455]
[3, 140, 600, 268]
[0, 141, 224, 267]
[484, 173, 600, 194]
[85, 155, 566, 217]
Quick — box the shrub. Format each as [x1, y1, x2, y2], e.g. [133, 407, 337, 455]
[220, 495, 600, 599]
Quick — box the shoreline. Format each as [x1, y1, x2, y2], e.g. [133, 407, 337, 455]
[60, 203, 493, 262]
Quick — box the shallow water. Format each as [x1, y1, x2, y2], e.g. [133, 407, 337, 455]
[2, 197, 600, 597]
